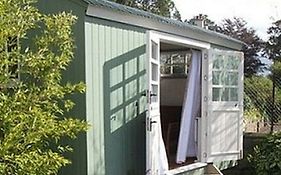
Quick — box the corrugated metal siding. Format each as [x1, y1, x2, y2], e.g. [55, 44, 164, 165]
[85, 17, 147, 175]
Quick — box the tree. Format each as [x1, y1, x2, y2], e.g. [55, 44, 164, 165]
[0, 0, 88, 174]
[264, 20, 281, 131]
[110, 0, 181, 20]
[217, 18, 265, 77]
[264, 20, 281, 61]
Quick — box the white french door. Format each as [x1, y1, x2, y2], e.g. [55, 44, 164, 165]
[202, 49, 244, 162]
[146, 31, 168, 175]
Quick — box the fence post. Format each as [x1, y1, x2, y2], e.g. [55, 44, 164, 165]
[271, 73, 276, 133]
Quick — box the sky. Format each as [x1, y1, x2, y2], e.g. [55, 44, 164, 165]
[173, 0, 281, 40]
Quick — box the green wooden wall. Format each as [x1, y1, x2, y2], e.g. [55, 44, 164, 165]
[37, 0, 88, 175]
[85, 17, 147, 175]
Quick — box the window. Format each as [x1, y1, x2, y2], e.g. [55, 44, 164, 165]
[160, 51, 192, 76]
[212, 54, 239, 101]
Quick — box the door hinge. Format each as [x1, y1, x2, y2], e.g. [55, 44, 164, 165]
[204, 53, 208, 59]
[204, 75, 208, 81]
[203, 152, 207, 158]
[204, 96, 208, 102]
[239, 150, 243, 158]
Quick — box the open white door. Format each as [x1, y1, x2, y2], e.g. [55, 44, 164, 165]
[146, 32, 168, 175]
[203, 49, 244, 162]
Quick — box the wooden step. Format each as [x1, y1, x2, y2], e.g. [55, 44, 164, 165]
[204, 164, 223, 175]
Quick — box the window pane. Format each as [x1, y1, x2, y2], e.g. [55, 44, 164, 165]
[226, 72, 238, 86]
[213, 54, 224, 69]
[173, 65, 185, 74]
[226, 55, 239, 70]
[151, 63, 158, 81]
[152, 41, 158, 60]
[161, 55, 171, 64]
[212, 88, 221, 101]
[151, 85, 158, 103]
[230, 88, 238, 101]
[213, 71, 222, 85]
[160, 65, 171, 74]
[173, 55, 185, 64]
[222, 88, 230, 101]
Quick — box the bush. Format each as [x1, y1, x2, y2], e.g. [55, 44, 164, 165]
[248, 132, 281, 175]
[0, 0, 88, 174]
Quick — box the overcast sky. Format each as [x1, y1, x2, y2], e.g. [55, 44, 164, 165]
[173, 0, 281, 40]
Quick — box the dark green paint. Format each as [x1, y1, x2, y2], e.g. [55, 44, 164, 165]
[37, 0, 88, 175]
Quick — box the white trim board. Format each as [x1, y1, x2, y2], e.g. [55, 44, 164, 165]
[152, 31, 210, 50]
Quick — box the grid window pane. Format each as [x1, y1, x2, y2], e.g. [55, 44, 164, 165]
[151, 85, 158, 103]
[160, 52, 191, 75]
[173, 65, 185, 74]
[230, 88, 238, 101]
[151, 63, 158, 81]
[226, 56, 239, 70]
[213, 55, 224, 69]
[212, 88, 221, 101]
[226, 72, 238, 86]
[152, 41, 158, 60]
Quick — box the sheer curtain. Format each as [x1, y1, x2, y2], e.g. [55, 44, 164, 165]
[176, 50, 201, 164]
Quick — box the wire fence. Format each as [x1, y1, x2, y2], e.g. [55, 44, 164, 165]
[244, 76, 281, 133]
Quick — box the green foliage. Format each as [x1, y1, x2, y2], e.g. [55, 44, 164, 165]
[265, 20, 281, 61]
[244, 75, 281, 127]
[0, 0, 88, 174]
[248, 132, 281, 175]
[244, 76, 281, 121]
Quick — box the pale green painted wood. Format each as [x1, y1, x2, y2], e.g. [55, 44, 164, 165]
[85, 17, 147, 175]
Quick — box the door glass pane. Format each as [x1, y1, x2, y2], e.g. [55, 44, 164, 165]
[230, 88, 238, 101]
[152, 41, 158, 60]
[222, 88, 230, 101]
[226, 55, 239, 70]
[213, 54, 224, 69]
[151, 85, 158, 103]
[213, 71, 223, 85]
[226, 72, 238, 85]
[212, 88, 221, 101]
[151, 63, 158, 81]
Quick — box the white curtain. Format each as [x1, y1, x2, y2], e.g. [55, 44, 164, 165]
[150, 115, 168, 175]
[176, 50, 201, 164]
[157, 116, 169, 174]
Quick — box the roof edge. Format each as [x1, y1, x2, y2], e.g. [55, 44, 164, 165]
[84, 0, 243, 50]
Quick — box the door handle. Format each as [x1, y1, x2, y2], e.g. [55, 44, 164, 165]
[150, 93, 157, 97]
[150, 120, 157, 131]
